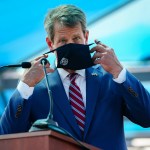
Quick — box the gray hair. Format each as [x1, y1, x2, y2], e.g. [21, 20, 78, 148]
[44, 5, 87, 42]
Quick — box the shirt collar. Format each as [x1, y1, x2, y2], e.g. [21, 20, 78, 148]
[57, 68, 85, 81]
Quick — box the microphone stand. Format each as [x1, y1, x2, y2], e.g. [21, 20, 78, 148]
[29, 58, 59, 132]
[29, 58, 90, 150]
[29, 58, 72, 136]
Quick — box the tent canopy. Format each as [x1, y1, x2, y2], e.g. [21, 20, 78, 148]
[1, 0, 149, 66]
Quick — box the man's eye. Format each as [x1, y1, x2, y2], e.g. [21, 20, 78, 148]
[61, 39, 66, 43]
[74, 37, 80, 41]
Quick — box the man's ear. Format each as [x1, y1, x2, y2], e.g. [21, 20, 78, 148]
[46, 37, 53, 50]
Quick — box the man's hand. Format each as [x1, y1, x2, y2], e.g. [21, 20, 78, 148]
[21, 55, 54, 87]
[90, 39, 123, 78]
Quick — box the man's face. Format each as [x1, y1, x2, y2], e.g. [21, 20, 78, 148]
[47, 22, 89, 50]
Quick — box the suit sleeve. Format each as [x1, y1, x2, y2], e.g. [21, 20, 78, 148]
[0, 90, 32, 135]
[118, 71, 150, 127]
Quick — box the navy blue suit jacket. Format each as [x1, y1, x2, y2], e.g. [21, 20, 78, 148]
[1, 66, 150, 150]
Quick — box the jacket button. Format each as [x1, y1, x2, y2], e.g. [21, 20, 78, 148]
[128, 87, 138, 97]
[15, 105, 22, 118]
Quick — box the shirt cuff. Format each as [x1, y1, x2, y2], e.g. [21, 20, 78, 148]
[17, 81, 34, 100]
[113, 68, 126, 84]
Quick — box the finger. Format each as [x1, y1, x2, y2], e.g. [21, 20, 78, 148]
[90, 45, 106, 53]
[34, 57, 50, 67]
[43, 54, 48, 58]
[34, 56, 44, 61]
[92, 52, 106, 61]
[94, 39, 108, 48]
[95, 39, 101, 45]
[46, 68, 55, 73]
[37, 58, 51, 69]
[45, 62, 50, 68]
[35, 54, 48, 61]
[90, 43, 114, 55]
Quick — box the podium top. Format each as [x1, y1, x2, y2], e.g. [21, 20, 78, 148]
[0, 130, 100, 150]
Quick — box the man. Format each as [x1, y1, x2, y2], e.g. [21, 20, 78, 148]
[0, 4, 150, 150]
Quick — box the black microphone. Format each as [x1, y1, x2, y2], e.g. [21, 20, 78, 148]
[0, 62, 31, 69]
[29, 58, 58, 131]
[29, 58, 90, 150]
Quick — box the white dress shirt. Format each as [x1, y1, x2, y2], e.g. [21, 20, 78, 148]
[17, 68, 126, 104]
[57, 68, 86, 106]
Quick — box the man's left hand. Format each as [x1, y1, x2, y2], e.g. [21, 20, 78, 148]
[90, 39, 123, 78]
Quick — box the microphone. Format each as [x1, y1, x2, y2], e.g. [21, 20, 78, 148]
[29, 58, 58, 131]
[29, 58, 89, 150]
[0, 62, 31, 69]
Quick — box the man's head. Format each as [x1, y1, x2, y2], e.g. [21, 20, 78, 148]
[44, 5, 89, 50]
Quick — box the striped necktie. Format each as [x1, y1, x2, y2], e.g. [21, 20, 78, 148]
[69, 73, 86, 133]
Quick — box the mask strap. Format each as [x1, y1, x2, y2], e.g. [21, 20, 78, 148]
[88, 43, 94, 46]
[43, 43, 95, 55]
[43, 49, 56, 55]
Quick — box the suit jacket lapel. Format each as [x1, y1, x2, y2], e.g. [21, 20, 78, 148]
[48, 69, 81, 137]
[84, 67, 102, 139]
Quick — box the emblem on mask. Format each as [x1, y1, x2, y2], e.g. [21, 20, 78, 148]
[60, 57, 68, 66]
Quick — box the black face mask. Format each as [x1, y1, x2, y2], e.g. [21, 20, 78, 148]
[44, 43, 94, 70]
[56, 43, 94, 70]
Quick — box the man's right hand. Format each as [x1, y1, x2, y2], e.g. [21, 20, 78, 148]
[21, 55, 54, 87]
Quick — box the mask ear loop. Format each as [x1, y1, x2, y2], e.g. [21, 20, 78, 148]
[88, 43, 94, 46]
[43, 49, 56, 55]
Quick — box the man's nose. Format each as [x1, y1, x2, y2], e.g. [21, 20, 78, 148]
[67, 40, 74, 44]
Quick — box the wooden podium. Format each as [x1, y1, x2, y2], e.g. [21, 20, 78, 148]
[0, 130, 100, 150]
